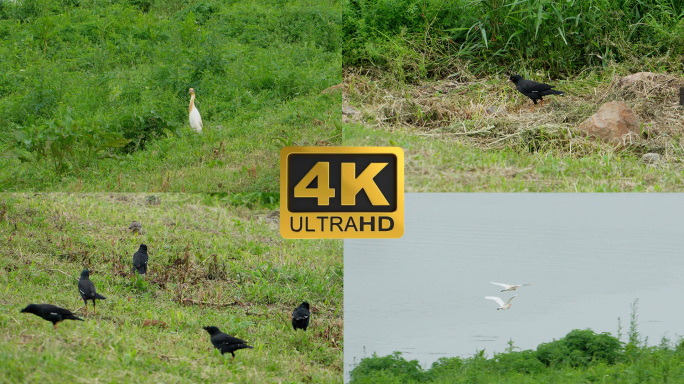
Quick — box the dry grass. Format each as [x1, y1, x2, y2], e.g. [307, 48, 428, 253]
[345, 69, 684, 160]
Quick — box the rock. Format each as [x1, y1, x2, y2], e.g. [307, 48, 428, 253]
[342, 103, 362, 123]
[577, 101, 642, 146]
[321, 83, 346, 94]
[641, 153, 661, 164]
[128, 220, 142, 234]
[342, 103, 360, 117]
[619, 72, 657, 86]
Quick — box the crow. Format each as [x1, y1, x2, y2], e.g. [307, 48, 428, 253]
[132, 244, 148, 275]
[20, 304, 84, 330]
[202, 326, 253, 359]
[509, 74, 565, 111]
[78, 269, 106, 315]
[292, 302, 310, 331]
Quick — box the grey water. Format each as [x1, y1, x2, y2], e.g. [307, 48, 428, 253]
[345, 194, 684, 379]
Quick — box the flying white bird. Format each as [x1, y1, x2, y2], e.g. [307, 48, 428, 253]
[188, 88, 203, 133]
[490, 282, 532, 292]
[485, 295, 518, 310]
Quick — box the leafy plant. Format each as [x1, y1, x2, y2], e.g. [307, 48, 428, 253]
[9, 109, 130, 174]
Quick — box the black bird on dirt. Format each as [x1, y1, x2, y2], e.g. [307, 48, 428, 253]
[132, 244, 148, 275]
[20, 304, 84, 330]
[202, 326, 253, 359]
[292, 302, 310, 331]
[509, 74, 565, 111]
[78, 269, 106, 315]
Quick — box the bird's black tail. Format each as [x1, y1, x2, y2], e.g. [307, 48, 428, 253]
[95, 293, 106, 300]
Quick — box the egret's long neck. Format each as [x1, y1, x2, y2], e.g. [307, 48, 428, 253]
[189, 94, 195, 113]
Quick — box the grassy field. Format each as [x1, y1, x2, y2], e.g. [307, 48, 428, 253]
[0, 0, 341, 192]
[0, 193, 342, 382]
[343, 0, 684, 191]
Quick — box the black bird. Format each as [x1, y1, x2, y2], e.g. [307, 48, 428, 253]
[509, 74, 565, 111]
[20, 304, 84, 330]
[78, 269, 106, 315]
[292, 302, 310, 331]
[132, 244, 148, 275]
[202, 326, 253, 359]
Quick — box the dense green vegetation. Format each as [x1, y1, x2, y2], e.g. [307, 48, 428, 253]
[0, 193, 342, 382]
[349, 328, 684, 383]
[344, 0, 684, 79]
[0, 0, 341, 191]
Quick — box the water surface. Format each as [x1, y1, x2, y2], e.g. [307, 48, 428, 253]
[345, 194, 684, 378]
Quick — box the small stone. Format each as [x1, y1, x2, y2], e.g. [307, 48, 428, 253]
[641, 153, 661, 164]
[620, 72, 657, 86]
[128, 221, 142, 233]
[342, 103, 361, 117]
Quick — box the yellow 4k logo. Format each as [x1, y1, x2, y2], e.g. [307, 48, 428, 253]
[280, 147, 404, 239]
[294, 162, 389, 206]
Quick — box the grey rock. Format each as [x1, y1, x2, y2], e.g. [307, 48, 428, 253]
[641, 153, 661, 164]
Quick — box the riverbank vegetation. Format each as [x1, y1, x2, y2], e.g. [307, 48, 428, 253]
[350, 320, 684, 383]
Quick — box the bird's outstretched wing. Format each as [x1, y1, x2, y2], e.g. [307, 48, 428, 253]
[485, 296, 505, 306]
[505, 295, 519, 305]
[490, 282, 512, 289]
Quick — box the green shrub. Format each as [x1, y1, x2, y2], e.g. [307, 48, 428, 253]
[344, 0, 684, 78]
[350, 352, 429, 383]
[536, 329, 622, 367]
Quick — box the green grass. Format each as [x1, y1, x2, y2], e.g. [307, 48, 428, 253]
[0, 0, 342, 192]
[343, 68, 684, 191]
[0, 193, 342, 383]
[344, 0, 684, 79]
[345, 121, 684, 191]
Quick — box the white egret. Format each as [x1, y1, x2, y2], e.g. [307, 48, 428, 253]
[188, 88, 203, 133]
[490, 282, 532, 292]
[485, 295, 518, 310]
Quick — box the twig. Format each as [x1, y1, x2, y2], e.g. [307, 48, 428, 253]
[178, 298, 242, 308]
[489, 131, 523, 146]
[447, 124, 495, 136]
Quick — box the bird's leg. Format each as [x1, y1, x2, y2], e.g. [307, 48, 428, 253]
[84, 302, 88, 316]
[93, 300, 96, 315]
[53, 321, 61, 330]
[540, 99, 544, 108]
